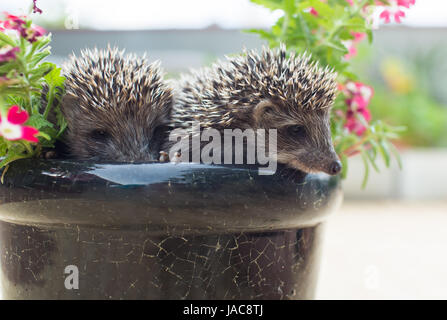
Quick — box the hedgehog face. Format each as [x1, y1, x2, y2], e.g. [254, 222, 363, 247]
[169, 46, 342, 175]
[61, 47, 173, 162]
[253, 99, 341, 176]
[61, 94, 171, 162]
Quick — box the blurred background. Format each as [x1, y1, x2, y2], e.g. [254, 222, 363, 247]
[3, 0, 447, 299]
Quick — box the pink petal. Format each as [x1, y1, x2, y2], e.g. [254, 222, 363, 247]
[352, 32, 366, 43]
[362, 108, 372, 122]
[33, 25, 46, 36]
[7, 105, 29, 125]
[0, 46, 19, 62]
[309, 7, 318, 16]
[345, 117, 367, 136]
[394, 10, 405, 23]
[344, 45, 357, 60]
[21, 126, 39, 143]
[380, 10, 391, 23]
[353, 96, 368, 109]
[397, 0, 415, 8]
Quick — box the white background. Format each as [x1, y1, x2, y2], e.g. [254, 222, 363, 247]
[2, 0, 447, 29]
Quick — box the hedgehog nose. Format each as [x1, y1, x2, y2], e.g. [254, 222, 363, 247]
[329, 160, 342, 175]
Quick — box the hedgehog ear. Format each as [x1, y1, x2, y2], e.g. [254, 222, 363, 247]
[253, 99, 279, 123]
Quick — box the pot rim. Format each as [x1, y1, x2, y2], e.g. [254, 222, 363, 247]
[0, 159, 342, 233]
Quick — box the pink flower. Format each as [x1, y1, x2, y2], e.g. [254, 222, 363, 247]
[397, 0, 415, 8]
[309, 7, 318, 16]
[344, 45, 358, 60]
[346, 0, 354, 5]
[343, 32, 366, 60]
[25, 25, 46, 43]
[2, 14, 26, 32]
[379, 7, 405, 23]
[343, 82, 374, 136]
[352, 32, 366, 42]
[345, 114, 369, 136]
[0, 46, 19, 62]
[0, 106, 39, 143]
[377, 0, 416, 24]
[2, 13, 45, 43]
[345, 81, 374, 106]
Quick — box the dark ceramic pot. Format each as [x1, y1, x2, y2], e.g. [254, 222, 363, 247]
[0, 160, 342, 300]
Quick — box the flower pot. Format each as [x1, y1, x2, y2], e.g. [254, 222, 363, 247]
[0, 160, 342, 300]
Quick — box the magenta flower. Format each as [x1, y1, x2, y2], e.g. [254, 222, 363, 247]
[344, 45, 357, 60]
[397, 0, 416, 8]
[379, 7, 405, 23]
[2, 14, 26, 32]
[32, 0, 43, 14]
[25, 25, 46, 43]
[309, 7, 318, 16]
[0, 106, 39, 143]
[343, 82, 374, 136]
[0, 46, 19, 63]
[377, 0, 416, 24]
[2, 13, 46, 43]
[343, 32, 366, 60]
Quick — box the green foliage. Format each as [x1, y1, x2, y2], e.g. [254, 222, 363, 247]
[0, 16, 65, 170]
[248, 0, 402, 187]
[370, 88, 447, 148]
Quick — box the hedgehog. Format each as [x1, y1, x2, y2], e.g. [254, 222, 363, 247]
[163, 46, 342, 175]
[60, 47, 173, 161]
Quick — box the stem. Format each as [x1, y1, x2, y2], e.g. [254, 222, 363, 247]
[17, 38, 34, 114]
[321, 0, 370, 46]
[24, 141, 34, 155]
[342, 135, 369, 157]
[280, 13, 289, 42]
[296, 11, 311, 48]
[43, 86, 55, 119]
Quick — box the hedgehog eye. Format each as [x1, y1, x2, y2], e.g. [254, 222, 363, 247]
[288, 125, 306, 137]
[89, 129, 111, 142]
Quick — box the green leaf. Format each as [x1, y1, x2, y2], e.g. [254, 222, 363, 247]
[283, 0, 296, 14]
[0, 32, 16, 47]
[388, 141, 403, 170]
[361, 151, 370, 189]
[366, 29, 373, 43]
[28, 49, 51, 67]
[378, 140, 391, 167]
[44, 65, 66, 87]
[323, 41, 348, 53]
[29, 62, 54, 81]
[26, 114, 54, 130]
[308, 0, 335, 18]
[37, 131, 51, 140]
[340, 153, 348, 179]
[0, 152, 30, 170]
[250, 0, 283, 10]
[365, 147, 380, 173]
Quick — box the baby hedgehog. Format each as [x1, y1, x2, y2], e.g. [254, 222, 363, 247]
[164, 46, 341, 175]
[61, 47, 172, 161]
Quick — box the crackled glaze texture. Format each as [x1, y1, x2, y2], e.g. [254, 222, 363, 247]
[0, 160, 342, 299]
